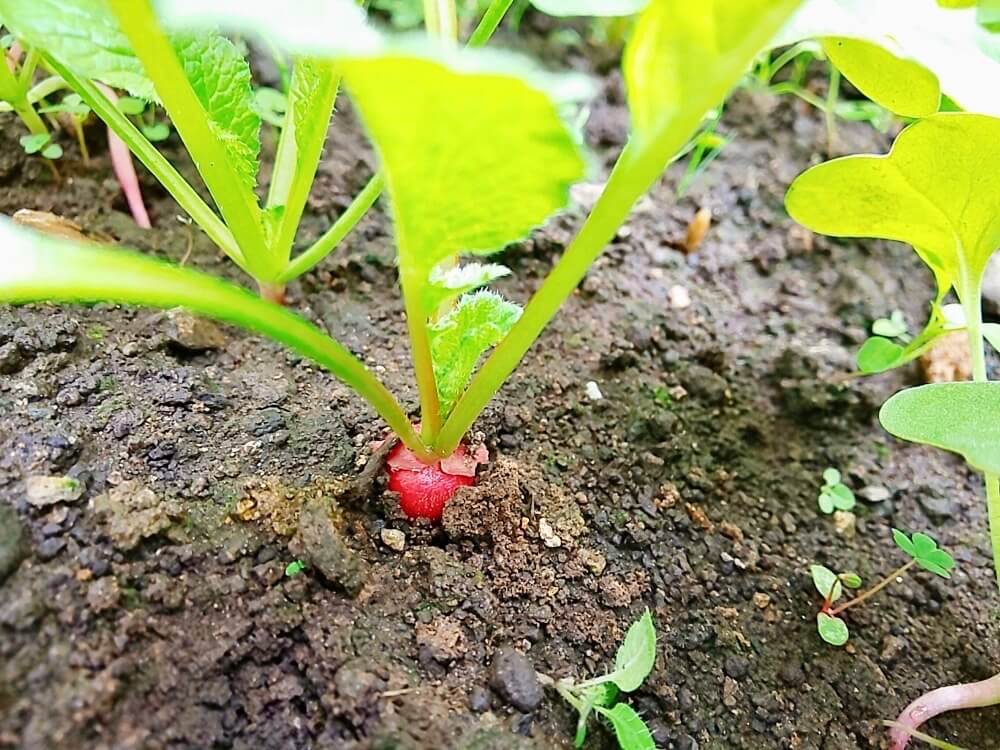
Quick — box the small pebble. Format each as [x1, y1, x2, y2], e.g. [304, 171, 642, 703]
[585, 381, 603, 401]
[538, 518, 562, 548]
[859, 486, 890, 503]
[489, 648, 543, 712]
[37, 537, 66, 561]
[380, 528, 406, 552]
[25, 475, 84, 507]
[669, 284, 692, 309]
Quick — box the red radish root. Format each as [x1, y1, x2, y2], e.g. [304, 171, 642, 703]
[889, 671, 1000, 749]
[385, 441, 487, 522]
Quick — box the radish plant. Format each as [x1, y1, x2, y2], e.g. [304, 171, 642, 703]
[787, 112, 1000, 749]
[810, 529, 955, 647]
[0, 0, 803, 519]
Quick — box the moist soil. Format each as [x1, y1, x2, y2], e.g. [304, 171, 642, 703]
[2, 40, 1000, 750]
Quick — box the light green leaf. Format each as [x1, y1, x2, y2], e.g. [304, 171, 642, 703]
[0, 0, 156, 99]
[42, 143, 64, 159]
[775, 0, 1000, 115]
[266, 57, 340, 263]
[625, 0, 803, 148]
[872, 311, 907, 338]
[423, 263, 512, 315]
[173, 33, 261, 192]
[880, 382, 1000, 475]
[829, 484, 855, 510]
[19, 133, 51, 154]
[818, 492, 836, 514]
[340, 53, 585, 277]
[787, 114, 1000, 299]
[429, 291, 522, 418]
[575, 683, 619, 748]
[810, 564, 843, 602]
[530, 0, 647, 17]
[839, 572, 862, 588]
[822, 468, 841, 485]
[892, 528, 956, 577]
[594, 704, 655, 750]
[816, 613, 849, 646]
[0, 218, 418, 449]
[611, 609, 656, 692]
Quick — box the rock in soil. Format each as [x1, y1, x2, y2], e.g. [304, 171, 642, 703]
[163, 308, 226, 351]
[25, 475, 84, 507]
[489, 648, 543, 712]
[919, 330, 972, 383]
[0, 504, 27, 583]
[289, 495, 369, 595]
[92, 480, 183, 551]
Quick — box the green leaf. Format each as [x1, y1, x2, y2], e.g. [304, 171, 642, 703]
[625, 0, 803, 147]
[775, 0, 1000, 115]
[828, 483, 855, 511]
[872, 311, 907, 338]
[839, 572, 862, 588]
[822, 467, 841, 485]
[822, 36, 940, 118]
[172, 33, 261, 192]
[594, 704, 655, 750]
[880, 382, 1000, 475]
[116, 96, 146, 115]
[41, 143, 63, 159]
[0, 0, 157, 99]
[339, 52, 585, 278]
[818, 492, 835, 514]
[422, 262, 512, 315]
[284, 559, 305, 577]
[810, 564, 843, 602]
[253, 86, 287, 127]
[786, 114, 1000, 299]
[141, 122, 170, 141]
[892, 528, 956, 578]
[984, 323, 1000, 353]
[816, 613, 849, 646]
[574, 683, 619, 748]
[0, 218, 419, 450]
[19, 132, 51, 154]
[530, 0, 648, 17]
[429, 291, 522, 418]
[610, 609, 656, 692]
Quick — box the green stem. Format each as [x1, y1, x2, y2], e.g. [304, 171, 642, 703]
[108, 0, 272, 279]
[468, 0, 515, 46]
[961, 278, 1000, 590]
[434, 141, 650, 457]
[423, 0, 458, 40]
[279, 173, 384, 283]
[47, 59, 246, 270]
[830, 560, 915, 616]
[824, 65, 840, 155]
[400, 262, 442, 442]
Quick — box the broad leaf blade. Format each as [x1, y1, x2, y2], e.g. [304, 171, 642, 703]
[340, 53, 586, 276]
[892, 528, 955, 577]
[611, 609, 656, 692]
[880, 382, 1000, 475]
[173, 33, 261, 192]
[787, 114, 1000, 291]
[594, 704, 655, 750]
[624, 0, 803, 147]
[429, 291, 522, 417]
[810, 564, 843, 602]
[816, 613, 849, 646]
[0, 0, 155, 98]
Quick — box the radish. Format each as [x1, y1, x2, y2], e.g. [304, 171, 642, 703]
[385, 441, 486, 522]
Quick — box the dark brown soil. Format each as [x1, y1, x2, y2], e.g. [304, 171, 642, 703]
[2, 47, 1000, 750]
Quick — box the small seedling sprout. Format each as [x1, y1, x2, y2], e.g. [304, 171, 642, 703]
[818, 467, 855, 515]
[538, 610, 657, 750]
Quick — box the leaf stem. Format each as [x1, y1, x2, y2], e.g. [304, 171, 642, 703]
[829, 560, 915, 616]
[468, 0, 515, 47]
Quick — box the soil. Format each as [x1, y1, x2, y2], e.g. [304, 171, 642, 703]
[2, 33, 1000, 750]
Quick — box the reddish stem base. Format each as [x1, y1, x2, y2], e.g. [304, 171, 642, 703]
[385, 442, 485, 522]
[889, 671, 1000, 749]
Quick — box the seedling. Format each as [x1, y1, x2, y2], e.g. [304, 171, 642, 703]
[538, 610, 656, 750]
[872, 310, 908, 340]
[0, 0, 803, 521]
[787, 112, 1000, 745]
[818, 467, 855, 514]
[0, 35, 61, 176]
[284, 559, 306, 577]
[810, 529, 955, 647]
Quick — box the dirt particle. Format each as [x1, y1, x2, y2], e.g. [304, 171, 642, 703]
[752, 592, 771, 609]
[722, 675, 739, 707]
[919, 330, 972, 383]
[577, 547, 607, 576]
[489, 648, 543, 712]
[724, 655, 751, 680]
[380, 528, 406, 552]
[25, 475, 84, 507]
[684, 207, 712, 253]
[36, 537, 66, 561]
[858, 485, 891, 503]
[668, 284, 692, 310]
[289, 496, 368, 596]
[163, 308, 226, 351]
[86, 576, 121, 612]
[415, 616, 467, 663]
[719, 521, 744, 542]
[832, 510, 856, 538]
[0, 341, 23, 373]
[93, 480, 183, 551]
[685, 503, 715, 533]
[538, 518, 561, 548]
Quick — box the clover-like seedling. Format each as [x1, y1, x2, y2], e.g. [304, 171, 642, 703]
[810, 529, 955, 647]
[872, 310, 908, 340]
[539, 610, 656, 750]
[818, 467, 855, 515]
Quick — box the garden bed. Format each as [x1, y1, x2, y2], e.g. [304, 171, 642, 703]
[1, 59, 998, 750]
